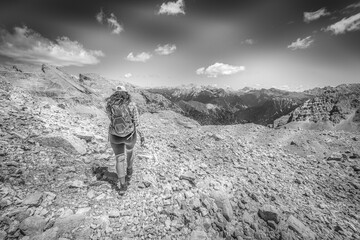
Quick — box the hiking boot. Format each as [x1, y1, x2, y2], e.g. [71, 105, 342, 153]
[126, 168, 133, 177]
[118, 183, 128, 196]
[126, 168, 133, 182]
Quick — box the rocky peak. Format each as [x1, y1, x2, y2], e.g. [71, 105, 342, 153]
[274, 84, 360, 131]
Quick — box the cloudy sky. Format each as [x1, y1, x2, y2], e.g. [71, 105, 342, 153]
[0, 0, 359, 91]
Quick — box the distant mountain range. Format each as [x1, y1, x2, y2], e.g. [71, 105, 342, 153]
[146, 85, 311, 125]
[1, 63, 359, 132]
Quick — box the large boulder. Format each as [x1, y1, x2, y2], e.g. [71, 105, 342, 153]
[54, 213, 86, 236]
[19, 216, 47, 236]
[29, 227, 59, 240]
[210, 190, 234, 222]
[22, 191, 43, 207]
[36, 134, 87, 155]
[286, 215, 316, 240]
[258, 204, 281, 223]
[190, 230, 208, 240]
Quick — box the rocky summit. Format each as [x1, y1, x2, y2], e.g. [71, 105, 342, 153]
[0, 64, 360, 240]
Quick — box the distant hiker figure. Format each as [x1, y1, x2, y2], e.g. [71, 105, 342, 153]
[106, 85, 143, 195]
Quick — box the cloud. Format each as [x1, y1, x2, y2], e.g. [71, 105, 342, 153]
[107, 13, 123, 34]
[154, 44, 177, 55]
[196, 62, 245, 78]
[287, 36, 314, 50]
[96, 8, 105, 23]
[324, 13, 360, 34]
[158, 0, 185, 15]
[346, 2, 360, 9]
[304, 8, 330, 23]
[0, 26, 104, 66]
[124, 73, 132, 78]
[279, 85, 290, 91]
[96, 9, 123, 34]
[242, 39, 254, 45]
[126, 52, 152, 62]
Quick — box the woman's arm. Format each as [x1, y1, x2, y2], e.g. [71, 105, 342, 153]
[129, 102, 140, 127]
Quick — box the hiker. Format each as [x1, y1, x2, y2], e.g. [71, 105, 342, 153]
[105, 85, 143, 194]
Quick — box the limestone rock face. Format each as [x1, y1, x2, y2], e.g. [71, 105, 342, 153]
[274, 84, 360, 132]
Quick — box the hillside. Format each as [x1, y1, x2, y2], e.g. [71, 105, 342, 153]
[274, 84, 360, 132]
[0, 64, 359, 240]
[146, 86, 311, 126]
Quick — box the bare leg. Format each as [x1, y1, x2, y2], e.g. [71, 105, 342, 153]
[126, 148, 134, 175]
[115, 153, 127, 185]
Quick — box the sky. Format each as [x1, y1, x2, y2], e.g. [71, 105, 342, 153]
[0, 0, 360, 91]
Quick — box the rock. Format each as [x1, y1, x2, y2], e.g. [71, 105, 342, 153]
[108, 209, 120, 218]
[59, 208, 74, 218]
[0, 198, 11, 209]
[87, 190, 95, 199]
[180, 172, 196, 184]
[190, 230, 208, 240]
[54, 213, 86, 236]
[267, 220, 277, 229]
[74, 133, 93, 142]
[211, 133, 224, 141]
[352, 165, 360, 172]
[69, 180, 86, 188]
[22, 191, 43, 206]
[44, 192, 57, 202]
[95, 193, 106, 201]
[286, 215, 316, 240]
[242, 211, 254, 225]
[57, 103, 66, 109]
[0, 230, 6, 240]
[35, 134, 87, 155]
[20, 216, 47, 236]
[142, 174, 156, 187]
[8, 220, 20, 234]
[76, 207, 91, 215]
[280, 230, 295, 240]
[97, 215, 110, 229]
[211, 191, 234, 222]
[192, 197, 202, 209]
[258, 205, 280, 223]
[185, 191, 194, 199]
[29, 227, 59, 240]
[327, 152, 343, 161]
[203, 218, 212, 230]
[165, 219, 171, 228]
[350, 153, 360, 159]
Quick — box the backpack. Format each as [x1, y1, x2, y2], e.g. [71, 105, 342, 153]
[109, 101, 135, 137]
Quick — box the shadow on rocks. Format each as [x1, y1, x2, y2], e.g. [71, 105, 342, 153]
[91, 165, 122, 194]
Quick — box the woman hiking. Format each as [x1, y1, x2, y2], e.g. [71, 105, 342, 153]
[105, 85, 142, 195]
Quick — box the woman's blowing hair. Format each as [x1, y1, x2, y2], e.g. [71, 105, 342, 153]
[105, 90, 131, 113]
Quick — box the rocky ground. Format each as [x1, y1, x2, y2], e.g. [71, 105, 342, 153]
[1, 81, 360, 240]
